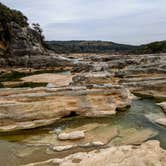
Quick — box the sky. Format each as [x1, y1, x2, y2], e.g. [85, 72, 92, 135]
[1, 0, 166, 45]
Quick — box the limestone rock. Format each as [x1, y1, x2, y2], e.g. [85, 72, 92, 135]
[51, 141, 105, 152]
[23, 140, 166, 166]
[0, 86, 131, 132]
[58, 131, 85, 140]
[22, 73, 73, 87]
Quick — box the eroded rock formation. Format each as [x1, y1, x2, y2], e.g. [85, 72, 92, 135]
[70, 53, 166, 100]
[0, 85, 131, 132]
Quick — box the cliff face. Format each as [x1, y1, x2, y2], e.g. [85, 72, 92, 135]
[0, 23, 46, 67]
[0, 20, 74, 68]
[0, 3, 46, 67]
[7, 22, 45, 56]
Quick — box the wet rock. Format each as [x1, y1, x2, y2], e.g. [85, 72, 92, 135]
[110, 128, 158, 146]
[86, 125, 118, 145]
[18, 122, 117, 148]
[58, 131, 85, 140]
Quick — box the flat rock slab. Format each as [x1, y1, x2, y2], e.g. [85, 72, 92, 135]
[21, 73, 73, 87]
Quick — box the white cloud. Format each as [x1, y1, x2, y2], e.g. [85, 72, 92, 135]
[1, 0, 166, 44]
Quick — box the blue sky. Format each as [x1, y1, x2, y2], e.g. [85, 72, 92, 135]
[1, 0, 166, 45]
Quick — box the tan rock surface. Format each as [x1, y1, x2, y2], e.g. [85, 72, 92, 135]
[58, 131, 85, 140]
[23, 140, 166, 166]
[0, 86, 131, 132]
[21, 73, 73, 87]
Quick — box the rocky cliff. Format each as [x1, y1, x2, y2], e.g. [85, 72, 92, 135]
[0, 2, 47, 67]
[0, 22, 46, 65]
[0, 17, 74, 68]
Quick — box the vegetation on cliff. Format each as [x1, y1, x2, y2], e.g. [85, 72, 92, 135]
[0, 2, 46, 61]
[0, 2, 28, 27]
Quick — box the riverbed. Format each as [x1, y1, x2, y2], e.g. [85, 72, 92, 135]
[0, 98, 166, 166]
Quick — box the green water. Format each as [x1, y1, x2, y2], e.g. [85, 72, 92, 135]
[0, 99, 166, 166]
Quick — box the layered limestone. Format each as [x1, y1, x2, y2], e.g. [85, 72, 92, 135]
[70, 53, 166, 100]
[0, 86, 131, 132]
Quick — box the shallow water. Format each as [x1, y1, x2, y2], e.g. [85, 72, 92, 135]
[0, 99, 166, 166]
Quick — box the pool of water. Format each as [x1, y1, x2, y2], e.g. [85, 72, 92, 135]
[0, 99, 166, 166]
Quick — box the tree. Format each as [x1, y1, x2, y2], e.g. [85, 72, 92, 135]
[31, 23, 45, 44]
[32, 23, 43, 35]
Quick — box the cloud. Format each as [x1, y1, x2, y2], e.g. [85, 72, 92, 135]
[1, 0, 166, 44]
